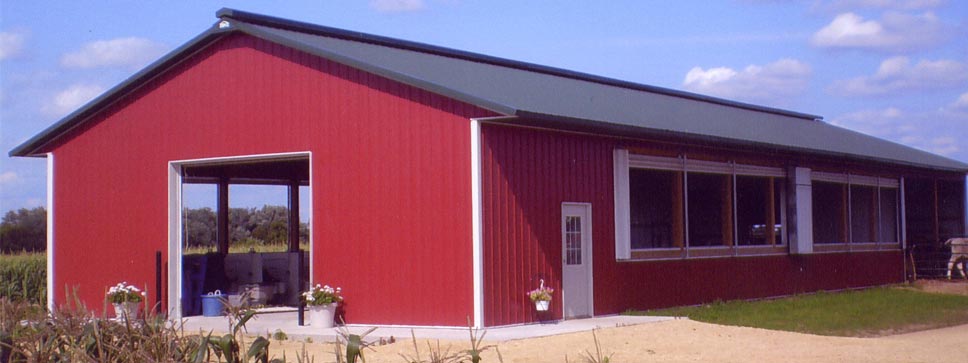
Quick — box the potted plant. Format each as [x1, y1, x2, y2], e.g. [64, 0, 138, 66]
[302, 284, 343, 328]
[528, 279, 553, 311]
[106, 282, 146, 320]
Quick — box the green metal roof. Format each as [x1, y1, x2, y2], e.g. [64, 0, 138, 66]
[11, 8, 968, 173]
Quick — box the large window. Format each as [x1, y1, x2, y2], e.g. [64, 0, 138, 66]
[687, 173, 730, 247]
[811, 172, 899, 245]
[615, 151, 786, 258]
[812, 181, 846, 243]
[736, 176, 784, 246]
[629, 169, 681, 249]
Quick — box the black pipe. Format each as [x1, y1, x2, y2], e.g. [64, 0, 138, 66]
[156, 251, 163, 315]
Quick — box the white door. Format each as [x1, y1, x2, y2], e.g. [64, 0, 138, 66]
[562, 203, 592, 319]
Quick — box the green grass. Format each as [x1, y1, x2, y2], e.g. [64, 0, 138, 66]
[184, 242, 309, 255]
[630, 286, 968, 337]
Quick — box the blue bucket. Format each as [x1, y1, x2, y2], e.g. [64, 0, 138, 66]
[201, 290, 225, 317]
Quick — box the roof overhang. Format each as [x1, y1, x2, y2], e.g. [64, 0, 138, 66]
[501, 111, 968, 174]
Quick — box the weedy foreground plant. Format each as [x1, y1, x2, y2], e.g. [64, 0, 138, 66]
[2, 292, 618, 363]
[0, 289, 288, 363]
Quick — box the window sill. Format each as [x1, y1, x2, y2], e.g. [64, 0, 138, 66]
[626, 245, 788, 261]
[814, 243, 900, 253]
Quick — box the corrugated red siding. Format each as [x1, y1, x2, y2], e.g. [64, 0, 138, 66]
[49, 33, 496, 326]
[480, 124, 904, 326]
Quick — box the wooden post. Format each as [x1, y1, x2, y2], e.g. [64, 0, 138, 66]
[722, 176, 734, 247]
[217, 178, 229, 254]
[288, 180, 300, 252]
[841, 184, 849, 243]
[934, 179, 940, 244]
[672, 172, 684, 248]
[766, 178, 776, 246]
[869, 187, 878, 241]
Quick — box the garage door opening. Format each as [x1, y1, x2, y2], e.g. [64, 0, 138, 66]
[169, 153, 310, 318]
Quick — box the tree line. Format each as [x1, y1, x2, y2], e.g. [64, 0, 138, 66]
[0, 207, 46, 253]
[0, 206, 308, 253]
[184, 205, 309, 250]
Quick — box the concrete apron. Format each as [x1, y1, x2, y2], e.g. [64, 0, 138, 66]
[180, 312, 673, 342]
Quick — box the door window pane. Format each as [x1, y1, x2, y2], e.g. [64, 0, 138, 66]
[565, 216, 582, 265]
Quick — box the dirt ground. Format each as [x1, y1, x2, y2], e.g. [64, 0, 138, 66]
[907, 278, 968, 296]
[264, 281, 968, 363]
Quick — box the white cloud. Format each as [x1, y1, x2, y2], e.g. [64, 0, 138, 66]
[42, 84, 106, 117]
[829, 56, 968, 96]
[0, 31, 25, 60]
[60, 37, 167, 70]
[951, 92, 968, 111]
[810, 11, 944, 52]
[682, 58, 812, 104]
[370, 0, 425, 12]
[812, 0, 944, 11]
[832, 106, 967, 158]
[0, 171, 18, 185]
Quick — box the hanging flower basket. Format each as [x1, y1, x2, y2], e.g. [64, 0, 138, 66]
[534, 299, 550, 311]
[528, 279, 553, 312]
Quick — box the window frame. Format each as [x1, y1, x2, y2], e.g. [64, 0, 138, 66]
[810, 171, 901, 252]
[614, 150, 788, 260]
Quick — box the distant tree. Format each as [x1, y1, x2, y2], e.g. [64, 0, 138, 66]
[0, 207, 47, 253]
[250, 205, 289, 245]
[183, 207, 217, 249]
[183, 205, 308, 250]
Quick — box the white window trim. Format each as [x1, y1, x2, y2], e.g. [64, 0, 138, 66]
[613, 149, 631, 260]
[812, 171, 899, 188]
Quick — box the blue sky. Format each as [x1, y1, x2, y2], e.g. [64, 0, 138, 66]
[2, 0, 967, 213]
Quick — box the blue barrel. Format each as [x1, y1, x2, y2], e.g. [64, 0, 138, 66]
[201, 290, 225, 317]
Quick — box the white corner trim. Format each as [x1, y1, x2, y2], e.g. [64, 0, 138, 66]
[613, 149, 631, 260]
[167, 163, 183, 319]
[469, 119, 484, 328]
[46, 153, 55, 312]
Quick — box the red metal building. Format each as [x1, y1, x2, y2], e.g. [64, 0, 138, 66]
[11, 9, 968, 327]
